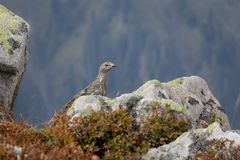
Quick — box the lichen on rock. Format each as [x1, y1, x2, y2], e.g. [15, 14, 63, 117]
[67, 95, 111, 118]
[0, 4, 30, 113]
[0, 5, 26, 53]
[166, 77, 183, 87]
[160, 99, 185, 113]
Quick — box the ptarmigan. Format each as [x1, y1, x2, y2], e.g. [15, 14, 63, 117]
[63, 61, 116, 112]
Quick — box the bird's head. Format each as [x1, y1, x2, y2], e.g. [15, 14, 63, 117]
[99, 61, 116, 74]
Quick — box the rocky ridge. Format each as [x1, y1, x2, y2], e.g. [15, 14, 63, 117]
[67, 76, 230, 131]
[65, 76, 238, 159]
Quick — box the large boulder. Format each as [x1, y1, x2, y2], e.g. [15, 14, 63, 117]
[143, 122, 240, 160]
[0, 5, 30, 111]
[67, 76, 230, 130]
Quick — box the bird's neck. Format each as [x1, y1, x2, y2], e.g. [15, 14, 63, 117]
[97, 71, 107, 82]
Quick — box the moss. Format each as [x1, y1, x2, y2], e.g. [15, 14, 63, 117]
[142, 154, 152, 160]
[167, 78, 183, 87]
[0, 5, 24, 52]
[105, 99, 114, 106]
[140, 80, 161, 89]
[211, 112, 226, 128]
[66, 105, 74, 116]
[143, 80, 161, 88]
[146, 104, 153, 112]
[134, 80, 161, 96]
[207, 123, 216, 133]
[218, 115, 226, 128]
[161, 99, 185, 112]
[194, 128, 204, 136]
[194, 122, 217, 135]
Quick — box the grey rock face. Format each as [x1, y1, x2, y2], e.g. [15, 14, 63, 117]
[67, 76, 230, 131]
[163, 76, 230, 130]
[0, 5, 30, 110]
[142, 122, 240, 160]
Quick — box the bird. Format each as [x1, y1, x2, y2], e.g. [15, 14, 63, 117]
[62, 61, 116, 112]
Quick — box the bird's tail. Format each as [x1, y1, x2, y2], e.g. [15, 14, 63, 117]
[60, 98, 76, 113]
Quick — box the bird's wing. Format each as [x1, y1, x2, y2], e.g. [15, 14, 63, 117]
[61, 82, 95, 112]
[62, 92, 86, 113]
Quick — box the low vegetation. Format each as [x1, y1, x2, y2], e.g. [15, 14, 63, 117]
[0, 105, 191, 159]
[195, 138, 240, 160]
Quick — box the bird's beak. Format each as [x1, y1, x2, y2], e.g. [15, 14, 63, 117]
[111, 63, 116, 67]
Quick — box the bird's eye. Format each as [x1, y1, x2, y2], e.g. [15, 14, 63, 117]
[105, 64, 109, 66]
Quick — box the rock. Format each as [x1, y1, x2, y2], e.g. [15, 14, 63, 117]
[91, 155, 101, 160]
[3, 144, 22, 160]
[164, 76, 230, 130]
[63, 76, 235, 158]
[111, 93, 142, 111]
[0, 5, 30, 111]
[67, 76, 230, 130]
[67, 95, 111, 120]
[142, 122, 240, 160]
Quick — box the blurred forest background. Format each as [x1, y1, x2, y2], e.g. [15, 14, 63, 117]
[1, 0, 240, 128]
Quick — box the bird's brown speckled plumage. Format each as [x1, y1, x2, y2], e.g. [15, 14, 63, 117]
[62, 61, 116, 111]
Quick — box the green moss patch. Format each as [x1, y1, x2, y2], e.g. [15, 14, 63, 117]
[167, 78, 183, 87]
[161, 99, 185, 112]
[134, 79, 161, 96]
